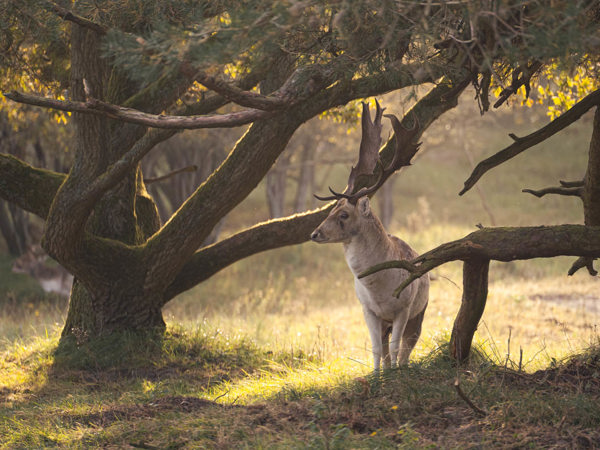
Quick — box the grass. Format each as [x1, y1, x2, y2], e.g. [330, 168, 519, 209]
[1, 322, 599, 448]
[1, 98, 599, 447]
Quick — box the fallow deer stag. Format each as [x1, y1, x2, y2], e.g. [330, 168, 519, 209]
[310, 101, 429, 370]
[12, 245, 73, 297]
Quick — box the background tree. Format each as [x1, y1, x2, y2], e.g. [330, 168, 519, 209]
[0, 0, 596, 344]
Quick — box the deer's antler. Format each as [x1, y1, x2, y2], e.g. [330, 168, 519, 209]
[315, 100, 421, 204]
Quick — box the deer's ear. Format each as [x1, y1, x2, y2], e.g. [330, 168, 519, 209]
[357, 196, 371, 217]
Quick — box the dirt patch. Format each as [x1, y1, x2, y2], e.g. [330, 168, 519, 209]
[61, 395, 224, 427]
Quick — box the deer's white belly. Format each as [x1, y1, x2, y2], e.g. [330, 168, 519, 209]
[354, 277, 412, 322]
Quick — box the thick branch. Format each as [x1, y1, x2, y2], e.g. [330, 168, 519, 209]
[164, 206, 332, 301]
[0, 154, 65, 219]
[460, 89, 600, 196]
[522, 186, 583, 198]
[360, 225, 600, 296]
[3, 91, 273, 130]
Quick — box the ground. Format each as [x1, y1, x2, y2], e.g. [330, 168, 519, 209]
[1, 97, 599, 448]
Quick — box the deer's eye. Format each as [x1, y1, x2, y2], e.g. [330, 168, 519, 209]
[340, 211, 349, 220]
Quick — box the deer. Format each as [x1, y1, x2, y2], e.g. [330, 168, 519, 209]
[12, 245, 73, 297]
[310, 101, 429, 371]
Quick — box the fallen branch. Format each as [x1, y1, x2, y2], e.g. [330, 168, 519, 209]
[3, 91, 273, 130]
[460, 89, 600, 196]
[454, 378, 487, 417]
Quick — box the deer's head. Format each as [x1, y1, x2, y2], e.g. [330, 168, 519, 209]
[310, 196, 375, 243]
[311, 100, 421, 244]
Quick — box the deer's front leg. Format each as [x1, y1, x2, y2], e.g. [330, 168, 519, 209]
[362, 306, 383, 370]
[390, 310, 410, 367]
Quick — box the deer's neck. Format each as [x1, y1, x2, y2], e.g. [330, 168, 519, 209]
[343, 217, 392, 276]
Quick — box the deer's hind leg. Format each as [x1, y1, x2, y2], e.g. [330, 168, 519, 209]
[381, 322, 392, 369]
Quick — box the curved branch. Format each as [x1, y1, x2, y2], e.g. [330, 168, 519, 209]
[493, 61, 543, 109]
[163, 205, 332, 301]
[3, 91, 273, 130]
[460, 89, 600, 196]
[360, 225, 600, 295]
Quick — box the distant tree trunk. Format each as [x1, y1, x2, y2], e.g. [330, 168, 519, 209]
[266, 151, 292, 218]
[0, 201, 25, 256]
[294, 144, 316, 213]
[377, 176, 395, 229]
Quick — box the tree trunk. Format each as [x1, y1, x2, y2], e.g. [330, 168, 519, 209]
[450, 258, 490, 363]
[58, 25, 164, 338]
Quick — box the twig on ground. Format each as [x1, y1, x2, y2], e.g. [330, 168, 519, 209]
[454, 378, 487, 417]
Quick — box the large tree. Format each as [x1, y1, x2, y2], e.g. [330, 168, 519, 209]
[0, 0, 596, 341]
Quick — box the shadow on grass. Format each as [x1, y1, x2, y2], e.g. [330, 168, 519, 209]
[3, 329, 600, 448]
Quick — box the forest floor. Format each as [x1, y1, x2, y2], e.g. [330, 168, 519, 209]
[1, 235, 600, 448]
[1, 100, 599, 447]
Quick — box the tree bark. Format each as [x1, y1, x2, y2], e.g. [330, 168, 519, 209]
[450, 258, 490, 363]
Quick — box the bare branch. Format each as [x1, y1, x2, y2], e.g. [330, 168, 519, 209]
[144, 165, 197, 184]
[3, 91, 273, 130]
[43, 0, 108, 35]
[522, 186, 583, 198]
[568, 256, 598, 276]
[560, 179, 584, 188]
[360, 225, 600, 296]
[460, 89, 600, 196]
